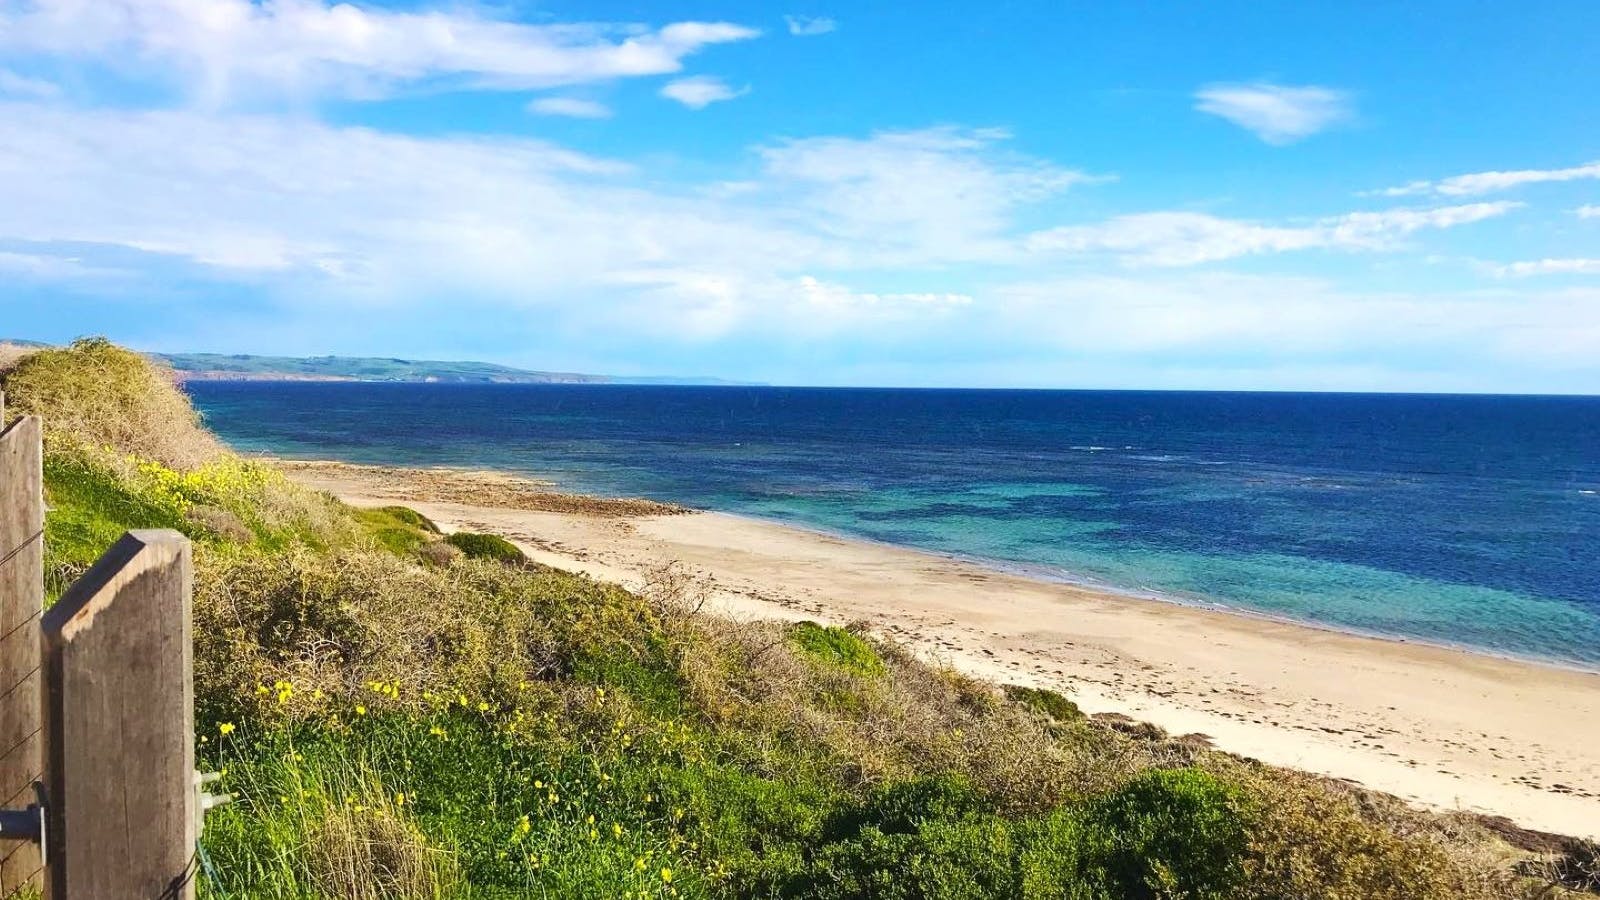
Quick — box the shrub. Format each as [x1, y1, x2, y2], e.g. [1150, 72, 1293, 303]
[192, 547, 565, 724]
[186, 504, 254, 544]
[353, 506, 438, 556]
[1078, 768, 1250, 899]
[0, 341, 42, 375]
[3, 337, 221, 468]
[841, 775, 989, 837]
[805, 818, 1022, 900]
[444, 531, 526, 564]
[416, 540, 462, 567]
[804, 785, 1090, 900]
[381, 506, 441, 534]
[790, 621, 886, 677]
[1003, 684, 1084, 723]
[1224, 762, 1513, 899]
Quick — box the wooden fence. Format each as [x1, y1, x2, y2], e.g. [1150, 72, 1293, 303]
[0, 394, 209, 899]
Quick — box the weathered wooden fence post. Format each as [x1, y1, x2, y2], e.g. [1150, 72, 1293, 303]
[0, 394, 44, 896]
[42, 530, 195, 900]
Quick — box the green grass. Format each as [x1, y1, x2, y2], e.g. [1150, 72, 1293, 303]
[789, 622, 886, 678]
[354, 506, 440, 557]
[197, 705, 1258, 899]
[42, 451, 187, 561]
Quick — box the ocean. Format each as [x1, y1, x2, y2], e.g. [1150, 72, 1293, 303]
[185, 382, 1600, 669]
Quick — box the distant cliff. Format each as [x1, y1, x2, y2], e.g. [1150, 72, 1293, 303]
[157, 352, 611, 384]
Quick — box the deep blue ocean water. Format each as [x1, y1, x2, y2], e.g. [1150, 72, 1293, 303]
[186, 383, 1600, 669]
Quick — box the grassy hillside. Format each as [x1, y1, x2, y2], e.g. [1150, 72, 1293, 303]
[3, 339, 1591, 899]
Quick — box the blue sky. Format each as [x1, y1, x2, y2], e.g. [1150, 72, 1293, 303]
[1, 0, 1598, 391]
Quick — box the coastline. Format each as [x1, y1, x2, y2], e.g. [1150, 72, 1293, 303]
[282, 458, 1600, 840]
[699, 507, 1600, 679]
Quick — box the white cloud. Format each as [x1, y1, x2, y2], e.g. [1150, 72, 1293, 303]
[1494, 258, 1600, 277]
[796, 275, 970, 309]
[660, 75, 747, 109]
[1026, 202, 1517, 267]
[0, 106, 1076, 306]
[1376, 161, 1600, 197]
[0, 67, 59, 98]
[1194, 82, 1352, 145]
[0, 249, 102, 278]
[596, 270, 975, 343]
[986, 273, 1600, 382]
[0, 0, 759, 102]
[0, 94, 1588, 390]
[1576, 204, 1600, 219]
[760, 127, 1099, 262]
[528, 97, 612, 119]
[784, 15, 836, 36]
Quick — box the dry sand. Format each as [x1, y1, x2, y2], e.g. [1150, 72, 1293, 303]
[285, 459, 1600, 840]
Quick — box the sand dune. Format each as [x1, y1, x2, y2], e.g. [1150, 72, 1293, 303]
[286, 459, 1600, 840]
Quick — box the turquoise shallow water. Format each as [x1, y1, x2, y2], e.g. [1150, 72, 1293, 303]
[186, 382, 1600, 669]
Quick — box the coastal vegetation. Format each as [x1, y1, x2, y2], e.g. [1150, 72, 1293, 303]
[444, 530, 528, 564]
[3, 338, 1593, 899]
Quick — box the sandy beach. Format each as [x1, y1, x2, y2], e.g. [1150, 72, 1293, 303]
[285, 459, 1600, 840]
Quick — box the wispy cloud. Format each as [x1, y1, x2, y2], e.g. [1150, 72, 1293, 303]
[0, 67, 59, 99]
[1194, 82, 1352, 145]
[1495, 258, 1600, 277]
[0, 107, 1076, 299]
[0, 0, 759, 102]
[760, 127, 1100, 261]
[1026, 202, 1517, 267]
[784, 15, 837, 36]
[1576, 204, 1600, 219]
[528, 97, 612, 119]
[660, 76, 747, 109]
[1375, 161, 1600, 197]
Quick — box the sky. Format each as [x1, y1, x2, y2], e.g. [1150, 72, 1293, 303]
[1, 1, 1598, 392]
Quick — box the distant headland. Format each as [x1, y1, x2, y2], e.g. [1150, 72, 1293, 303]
[0, 341, 757, 386]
